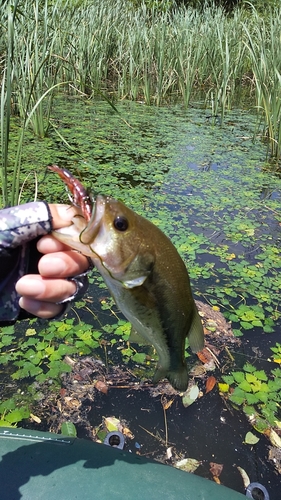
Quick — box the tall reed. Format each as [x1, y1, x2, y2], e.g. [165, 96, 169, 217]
[173, 10, 203, 107]
[14, 0, 70, 137]
[244, 8, 281, 159]
[2, 0, 281, 188]
[1, 1, 71, 206]
[0, 1, 18, 207]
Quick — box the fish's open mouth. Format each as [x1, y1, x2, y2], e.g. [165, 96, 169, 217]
[79, 194, 107, 245]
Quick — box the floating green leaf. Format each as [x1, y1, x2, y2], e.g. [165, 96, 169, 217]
[244, 432, 260, 445]
[61, 422, 77, 437]
[182, 384, 200, 407]
[254, 370, 268, 382]
[232, 372, 245, 384]
[239, 380, 253, 392]
[221, 353, 281, 438]
[5, 408, 30, 424]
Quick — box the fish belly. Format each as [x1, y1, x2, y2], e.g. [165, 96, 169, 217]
[100, 271, 189, 390]
[101, 273, 171, 371]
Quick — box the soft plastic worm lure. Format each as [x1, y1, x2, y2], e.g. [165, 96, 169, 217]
[48, 165, 92, 222]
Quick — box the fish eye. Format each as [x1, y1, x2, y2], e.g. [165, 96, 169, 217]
[114, 216, 129, 231]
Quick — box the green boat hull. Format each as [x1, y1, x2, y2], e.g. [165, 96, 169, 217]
[0, 427, 245, 499]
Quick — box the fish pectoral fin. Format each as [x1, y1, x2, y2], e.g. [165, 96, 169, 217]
[122, 252, 155, 289]
[187, 305, 205, 353]
[123, 275, 148, 289]
[129, 327, 150, 345]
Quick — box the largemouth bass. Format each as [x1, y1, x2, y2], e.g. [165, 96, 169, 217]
[50, 167, 204, 391]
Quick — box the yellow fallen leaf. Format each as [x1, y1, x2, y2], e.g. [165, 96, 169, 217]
[218, 383, 229, 393]
[162, 398, 174, 410]
[213, 476, 221, 484]
[212, 306, 220, 312]
[123, 426, 134, 439]
[64, 397, 81, 409]
[269, 429, 281, 448]
[25, 328, 36, 336]
[30, 413, 41, 424]
[237, 466, 250, 488]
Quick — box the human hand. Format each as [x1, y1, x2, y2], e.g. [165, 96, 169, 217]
[16, 204, 90, 319]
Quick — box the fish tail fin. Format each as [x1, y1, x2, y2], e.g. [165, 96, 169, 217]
[167, 364, 189, 392]
[188, 305, 205, 353]
[153, 366, 167, 385]
[153, 365, 188, 392]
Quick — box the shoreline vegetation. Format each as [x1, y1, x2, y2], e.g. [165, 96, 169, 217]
[1, 0, 281, 205]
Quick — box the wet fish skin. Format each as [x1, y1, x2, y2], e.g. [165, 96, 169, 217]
[53, 195, 204, 391]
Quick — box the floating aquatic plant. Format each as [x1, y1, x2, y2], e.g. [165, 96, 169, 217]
[220, 359, 281, 434]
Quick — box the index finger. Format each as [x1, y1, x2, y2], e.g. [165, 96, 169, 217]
[37, 234, 73, 253]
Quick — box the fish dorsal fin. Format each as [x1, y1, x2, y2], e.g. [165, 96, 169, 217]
[187, 306, 205, 353]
